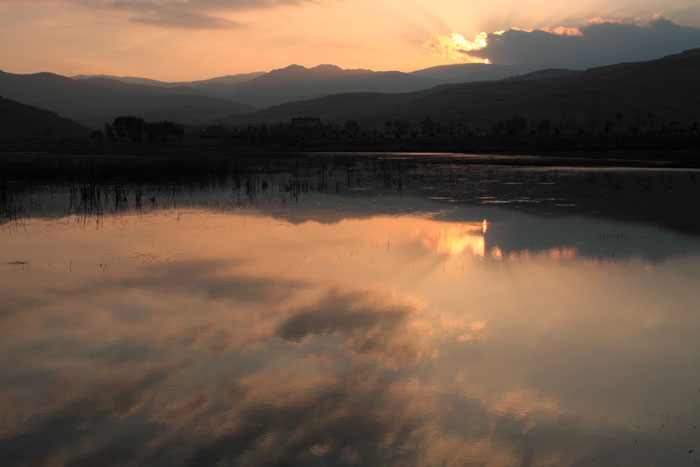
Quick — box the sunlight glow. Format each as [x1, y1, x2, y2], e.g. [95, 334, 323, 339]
[422, 224, 486, 257]
[542, 26, 583, 36]
[424, 32, 490, 63]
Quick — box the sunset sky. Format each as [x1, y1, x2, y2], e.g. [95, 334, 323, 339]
[1, 0, 700, 80]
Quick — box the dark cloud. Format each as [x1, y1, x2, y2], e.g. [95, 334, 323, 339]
[62, 0, 314, 29]
[0, 369, 169, 465]
[277, 287, 413, 342]
[3, 255, 700, 465]
[128, 10, 243, 29]
[115, 259, 306, 303]
[472, 17, 700, 68]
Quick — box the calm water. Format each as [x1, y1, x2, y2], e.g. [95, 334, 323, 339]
[1, 157, 700, 466]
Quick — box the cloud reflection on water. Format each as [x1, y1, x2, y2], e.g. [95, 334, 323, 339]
[1, 209, 700, 465]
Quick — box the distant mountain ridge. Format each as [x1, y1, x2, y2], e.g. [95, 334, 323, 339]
[73, 65, 445, 108]
[505, 69, 577, 81]
[4, 64, 447, 126]
[6, 47, 699, 132]
[224, 48, 700, 132]
[72, 74, 183, 87]
[0, 70, 255, 127]
[66, 63, 589, 109]
[72, 72, 266, 88]
[411, 63, 538, 82]
[227, 64, 444, 107]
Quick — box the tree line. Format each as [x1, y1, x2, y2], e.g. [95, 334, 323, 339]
[92, 116, 185, 144]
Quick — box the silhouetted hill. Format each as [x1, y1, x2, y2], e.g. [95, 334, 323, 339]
[72, 72, 266, 91]
[411, 63, 539, 82]
[225, 65, 444, 107]
[0, 71, 255, 128]
[72, 74, 181, 87]
[506, 69, 577, 81]
[412, 64, 576, 83]
[174, 73, 268, 101]
[226, 49, 700, 132]
[177, 73, 267, 87]
[0, 96, 89, 140]
[72, 67, 442, 108]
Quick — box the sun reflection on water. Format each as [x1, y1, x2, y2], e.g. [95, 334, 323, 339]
[421, 222, 486, 256]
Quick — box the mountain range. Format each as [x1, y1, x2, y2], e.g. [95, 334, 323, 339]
[225, 48, 700, 132]
[0, 64, 462, 127]
[1, 49, 699, 135]
[0, 70, 255, 128]
[71, 72, 266, 89]
[412, 63, 538, 82]
[72, 64, 448, 108]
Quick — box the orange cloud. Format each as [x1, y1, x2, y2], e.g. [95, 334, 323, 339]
[423, 32, 490, 64]
[56, 0, 316, 30]
[543, 26, 583, 36]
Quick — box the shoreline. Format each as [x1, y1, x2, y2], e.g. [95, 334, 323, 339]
[1, 143, 699, 169]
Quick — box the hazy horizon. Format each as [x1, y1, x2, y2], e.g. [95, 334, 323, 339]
[3, 24, 700, 83]
[2, 0, 700, 81]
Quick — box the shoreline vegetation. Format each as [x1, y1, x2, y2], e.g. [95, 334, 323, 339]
[2, 151, 699, 238]
[2, 113, 699, 168]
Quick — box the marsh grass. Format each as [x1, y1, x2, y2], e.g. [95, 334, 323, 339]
[1, 153, 699, 235]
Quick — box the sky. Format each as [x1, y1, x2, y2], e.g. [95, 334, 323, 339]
[1, 0, 700, 80]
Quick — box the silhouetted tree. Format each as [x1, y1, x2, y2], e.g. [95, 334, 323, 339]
[344, 120, 360, 135]
[113, 116, 147, 143]
[90, 129, 104, 144]
[146, 121, 184, 143]
[421, 118, 435, 137]
[493, 116, 528, 136]
[393, 119, 409, 137]
[110, 116, 184, 144]
[104, 123, 116, 142]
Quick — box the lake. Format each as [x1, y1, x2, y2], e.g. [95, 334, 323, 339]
[1, 153, 699, 466]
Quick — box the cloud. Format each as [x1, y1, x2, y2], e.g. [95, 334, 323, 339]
[125, 9, 244, 29]
[13, 0, 314, 29]
[106, 0, 297, 29]
[4, 214, 700, 465]
[277, 287, 414, 342]
[424, 32, 490, 64]
[428, 16, 700, 69]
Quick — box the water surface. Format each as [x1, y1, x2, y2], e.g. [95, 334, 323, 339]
[1, 157, 699, 466]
